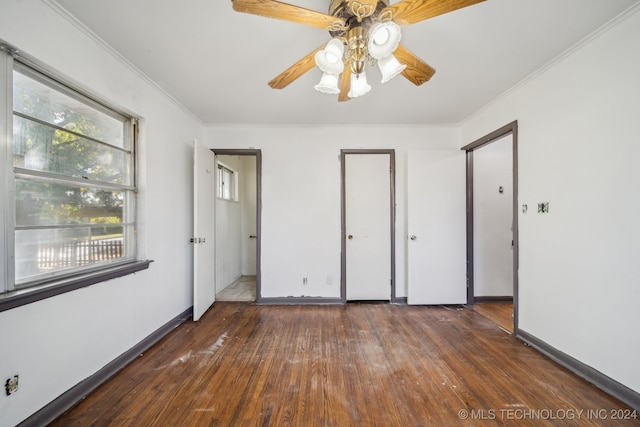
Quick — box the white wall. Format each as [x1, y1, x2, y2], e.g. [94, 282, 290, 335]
[204, 125, 459, 299]
[240, 156, 257, 276]
[215, 155, 243, 290]
[461, 6, 640, 393]
[473, 134, 513, 297]
[0, 2, 201, 426]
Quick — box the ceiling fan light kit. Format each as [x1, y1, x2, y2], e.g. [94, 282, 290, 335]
[377, 54, 407, 83]
[231, 0, 486, 101]
[367, 21, 402, 59]
[348, 70, 372, 98]
[314, 38, 345, 74]
[315, 72, 342, 94]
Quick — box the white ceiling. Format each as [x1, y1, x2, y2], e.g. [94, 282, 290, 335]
[54, 0, 639, 125]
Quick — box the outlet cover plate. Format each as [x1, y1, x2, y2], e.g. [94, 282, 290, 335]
[5, 375, 19, 395]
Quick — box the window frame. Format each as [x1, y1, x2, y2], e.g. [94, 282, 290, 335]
[217, 161, 238, 202]
[0, 42, 150, 313]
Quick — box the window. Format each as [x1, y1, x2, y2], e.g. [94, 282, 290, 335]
[217, 163, 237, 201]
[1, 44, 146, 307]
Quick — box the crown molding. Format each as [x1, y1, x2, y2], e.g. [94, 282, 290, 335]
[461, 1, 640, 126]
[43, 0, 204, 126]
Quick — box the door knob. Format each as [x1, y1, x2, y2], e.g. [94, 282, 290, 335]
[348, 235, 353, 240]
[410, 235, 417, 241]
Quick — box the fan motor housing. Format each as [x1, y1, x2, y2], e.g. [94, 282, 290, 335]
[329, 0, 390, 38]
[329, 0, 390, 18]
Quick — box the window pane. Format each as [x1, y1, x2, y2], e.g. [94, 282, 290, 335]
[8, 61, 137, 292]
[218, 165, 235, 201]
[15, 178, 125, 227]
[15, 226, 128, 285]
[222, 169, 231, 199]
[13, 68, 125, 149]
[13, 115, 130, 184]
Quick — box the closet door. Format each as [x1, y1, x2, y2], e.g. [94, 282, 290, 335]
[407, 150, 466, 305]
[344, 153, 392, 301]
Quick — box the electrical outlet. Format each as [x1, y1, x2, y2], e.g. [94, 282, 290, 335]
[537, 202, 549, 213]
[5, 375, 18, 396]
[303, 277, 308, 285]
[326, 275, 333, 285]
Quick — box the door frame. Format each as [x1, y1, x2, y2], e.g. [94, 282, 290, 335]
[461, 121, 519, 333]
[340, 149, 397, 303]
[211, 149, 262, 303]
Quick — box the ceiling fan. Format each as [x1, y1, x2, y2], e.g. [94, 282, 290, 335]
[231, 0, 486, 101]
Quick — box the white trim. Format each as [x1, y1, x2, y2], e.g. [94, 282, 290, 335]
[204, 123, 460, 129]
[0, 50, 14, 292]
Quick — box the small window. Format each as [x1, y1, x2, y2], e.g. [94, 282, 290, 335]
[217, 163, 237, 201]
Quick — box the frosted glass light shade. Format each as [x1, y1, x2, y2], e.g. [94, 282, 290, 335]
[315, 73, 341, 94]
[348, 71, 371, 98]
[378, 54, 407, 83]
[367, 22, 402, 60]
[325, 38, 344, 61]
[315, 38, 345, 74]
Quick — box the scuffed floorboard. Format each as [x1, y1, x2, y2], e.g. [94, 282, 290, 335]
[51, 303, 637, 426]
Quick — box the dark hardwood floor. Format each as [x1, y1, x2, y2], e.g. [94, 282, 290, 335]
[470, 301, 514, 333]
[50, 302, 638, 426]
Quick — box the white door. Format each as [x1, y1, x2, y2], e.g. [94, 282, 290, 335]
[345, 153, 391, 301]
[193, 140, 216, 321]
[407, 150, 466, 305]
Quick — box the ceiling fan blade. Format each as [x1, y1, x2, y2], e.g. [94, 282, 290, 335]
[268, 44, 325, 89]
[382, 0, 486, 27]
[232, 0, 345, 30]
[394, 44, 436, 86]
[338, 68, 351, 102]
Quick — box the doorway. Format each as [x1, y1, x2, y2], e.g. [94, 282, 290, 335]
[462, 121, 518, 333]
[341, 150, 396, 302]
[212, 149, 261, 303]
[473, 134, 513, 300]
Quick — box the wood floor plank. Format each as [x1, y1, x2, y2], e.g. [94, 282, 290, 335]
[50, 303, 638, 426]
[471, 301, 514, 332]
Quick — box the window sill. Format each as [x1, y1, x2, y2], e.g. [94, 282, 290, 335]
[216, 197, 239, 203]
[0, 260, 152, 313]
